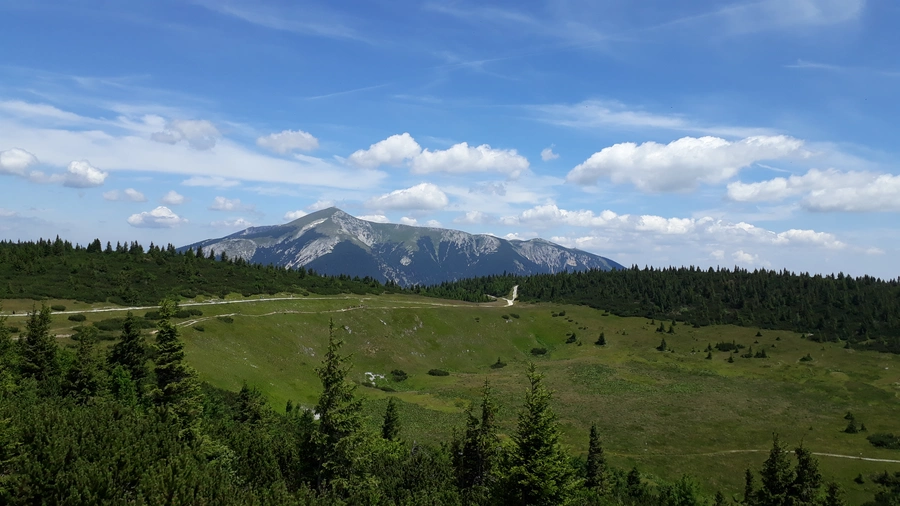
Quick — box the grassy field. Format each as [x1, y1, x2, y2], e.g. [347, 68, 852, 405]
[4, 292, 900, 504]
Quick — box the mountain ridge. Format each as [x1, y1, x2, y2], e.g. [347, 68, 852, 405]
[183, 207, 622, 286]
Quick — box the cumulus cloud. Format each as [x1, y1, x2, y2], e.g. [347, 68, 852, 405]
[257, 129, 319, 153]
[727, 168, 900, 212]
[284, 210, 307, 221]
[127, 206, 187, 228]
[152, 119, 221, 150]
[103, 188, 147, 202]
[568, 135, 805, 192]
[209, 196, 252, 212]
[711, 249, 725, 261]
[399, 217, 418, 226]
[367, 183, 449, 210]
[356, 214, 389, 223]
[182, 176, 241, 188]
[411, 142, 529, 178]
[307, 199, 335, 211]
[0, 148, 38, 175]
[425, 219, 441, 227]
[732, 250, 769, 267]
[454, 210, 491, 224]
[160, 190, 187, 205]
[348, 133, 422, 169]
[60, 160, 108, 188]
[502, 203, 846, 249]
[211, 218, 253, 229]
[541, 146, 559, 161]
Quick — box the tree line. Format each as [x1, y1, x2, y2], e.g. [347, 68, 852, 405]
[417, 267, 900, 354]
[3, 303, 898, 505]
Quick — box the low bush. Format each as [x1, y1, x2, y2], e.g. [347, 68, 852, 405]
[50, 304, 66, 311]
[194, 325, 205, 332]
[427, 369, 449, 377]
[217, 316, 235, 324]
[490, 358, 507, 369]
[390, 369, 408, 382]
[867, 433, 900, 450]
[530, 347, 548, 356]
[509, 313, 520, 319]
[67, 314, 87, 322]
[144, 311, 161, 320]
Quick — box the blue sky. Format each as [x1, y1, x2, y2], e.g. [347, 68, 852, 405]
[1, 0, 898, 278]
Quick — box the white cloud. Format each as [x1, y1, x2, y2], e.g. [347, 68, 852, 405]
[425, 219, 441, 227]
[540, 146, 559, 161]
[211, 218, 253, 229]
[182, 176, 241, 188]
[727, 168, 900, 212]
[160, 190, 187, 205]
[711, 249, 725, 261]
[399, 217, 418, 226]
[60, 160, 108, 188]
[454, 210, 491, 224]
[307, 199, 335, 211]
[348, 133, 421, 169]
[866, 247, 885, 255]
[103, 188, 147, 202]
[411, 142, 529, 178]
[284, 210, 307, 221]
[367, 183, 449, 210]
[568, 135, 805, 192]
[127, 206, 187, 228]
[0, 148, 38, 175]
[732, 250, 768, 267]
[209, 196, 252, 212]
[257, 129, 319, 153]
[151, 119, 221, 150]
[356, 214, 389, 223]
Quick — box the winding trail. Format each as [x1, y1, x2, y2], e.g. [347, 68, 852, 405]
[500, 285, 518, 307]
[614, 448, 900, 464]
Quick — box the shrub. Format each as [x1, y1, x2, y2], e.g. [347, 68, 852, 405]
[551, 312, 558, 317]
[566, 335, 577, 344]
[530, 347, 548, 356]
[390, 369, 408, 382]
[6, 326, 19, 334]
[799, 353, 813, 362]
[501, 314, 510, 320]
[427, 369, 449, 377]
[194, 325, 205, 332]
[490, 358, 507, 369]
[174, 309, 202, 318]
[756, 331, 763, 337]
[867, 433, 900, 450]
[558, 310, 566, 317]
[377, 385, 396, 392]
[144, 311, 161, 320]
[50, 304, 66, 311]
[217, 316, 234, 324]
[67, 314, 87, 322]
[509, 313, 520, 319]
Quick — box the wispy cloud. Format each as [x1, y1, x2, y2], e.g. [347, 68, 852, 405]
[304, 83, 390, 101]
[784, 59, 900, 77]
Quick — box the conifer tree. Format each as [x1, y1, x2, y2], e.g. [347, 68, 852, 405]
[236, 382, 269, 425]
[744, 467, 757, 505]
[381, 397, 401, 441]
[65, 325, 103, 404]
[503, 363, 573, 505]
[595, 332, 606, 346]
[626, 467, 646, 499]
[791, 444, 822, 505]
[108, 312, 147, 386]
[0, 311, 18, 393]
[150, 299, 202, 438]
[657, 338, 668, 352]
[455, 381, 500, 492]
[758, 433, 793, 506]
[585, 423, 606, 490]
[20, 305, 58, 382]
[108, 365, 138, 406]
[312, 318, 365, 490]
[823, 482, 845, 506]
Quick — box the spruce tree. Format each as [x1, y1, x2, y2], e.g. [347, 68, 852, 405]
[108, 311, 147, 385]
[456, 381, 500, 492]
[823, 482, 845, 506]
[381, 397, 401, 441]
[744, 467, 757, 505]
[657, 338, 668, 352]
[0, 311, 18, 393]
[312, 318, 365, 490]
[65, 325, 103, 404]
[503, 363, 573, 505]
[758, 433, 793, 506]
[150, 299, 202, 438]
[790, 444, 822, 505]
[236, 382, 269, 425]
[19, 305, 58, 382]
[595, 332, 606, 346]
[585, 423, 606, 490]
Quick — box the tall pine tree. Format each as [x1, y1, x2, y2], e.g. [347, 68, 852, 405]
[150, 299, 202, 439]
[503, 363, 573, 505]
[455, 380, 500, 494]
[108, 311, 147, 386]
[381, 397, 401, 441]
[791, 443, 822, 505]
[65, 325, 103, 404]
[758, 433, 794, 506]
[585, 422, 606, 490]
[19, 305, 58, 382]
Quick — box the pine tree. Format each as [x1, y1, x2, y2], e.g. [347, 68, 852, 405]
[585, 423, 606, 490]
[456, 381, 500, 492]
[108, 311, 147, 386]
[657, 338, 668, 352]
[381, 397, 401, 441]
[0, 311, 18, 393]
[823, 482, 845, 506]
[626, 467, 646, 499]
[758, 433, 794, 506]
[20, 305, 58, 382]
[65, 325, 103, 403]
[790, 443, 822, 505]
[595, 332, 606, 346]
[744, 467, 757, 505]
[706, 351, 713, 360]
[150, 299, 202, 439]
[503, 363, 573, 505]
[108, 365, 138, 406]
[236, 382, 269, 425]
[312, 318, 365, 490]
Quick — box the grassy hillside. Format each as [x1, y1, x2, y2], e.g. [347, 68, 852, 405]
[7, 292, 900, 504]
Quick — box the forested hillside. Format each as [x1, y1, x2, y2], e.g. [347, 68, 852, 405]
[418, 267, 900, 354]
[4, 304, 896, 505]
[0, 237, 405, 305]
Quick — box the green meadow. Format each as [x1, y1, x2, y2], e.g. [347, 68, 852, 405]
[7, 291, 900, 504]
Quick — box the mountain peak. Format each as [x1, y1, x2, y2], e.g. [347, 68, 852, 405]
[185, 210, 622, 286]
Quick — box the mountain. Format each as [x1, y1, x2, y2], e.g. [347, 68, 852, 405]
[182, 208, 623, 286]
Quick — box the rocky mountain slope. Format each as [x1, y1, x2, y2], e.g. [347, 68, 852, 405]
[183, 208, 622, 286]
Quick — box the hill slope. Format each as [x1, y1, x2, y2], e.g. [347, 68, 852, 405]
[183, 207, 622, 286]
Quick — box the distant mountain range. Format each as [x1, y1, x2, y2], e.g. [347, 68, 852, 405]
[183, 208, 622, 286]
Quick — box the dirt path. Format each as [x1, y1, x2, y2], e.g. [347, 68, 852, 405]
[615, 448, 900, 464]
[500, 285, 518, 307]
